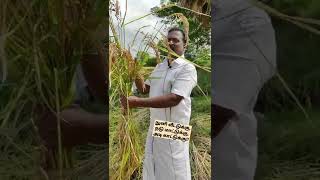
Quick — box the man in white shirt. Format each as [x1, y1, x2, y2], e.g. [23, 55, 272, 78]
[212, 0, 277, 179]
[121, 27, 197, 180]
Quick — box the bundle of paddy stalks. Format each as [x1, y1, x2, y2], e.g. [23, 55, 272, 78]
[190, 114, 211, 180]
[190, 139, 211, 180]
[109, 16, 145, 179]
[1, 0, 106, 178]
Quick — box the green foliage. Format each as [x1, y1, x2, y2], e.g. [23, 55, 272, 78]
[257, 19, 320, 111]
[152, 3, 211, 48]
[191, 47, 211, 67]
[136, 51, 158, 67]
[190, 47, 211, 96]
[192, 69, 211, 96]
[270, 0, 320, 18]
[255, 1, 320, 111]
[191, 96, 211, 114]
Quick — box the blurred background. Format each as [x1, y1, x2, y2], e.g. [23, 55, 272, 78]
[252, 1, 320, 179]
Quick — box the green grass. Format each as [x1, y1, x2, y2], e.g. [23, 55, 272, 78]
[191, 96, 211, 114]
[256, 108, 320, 180]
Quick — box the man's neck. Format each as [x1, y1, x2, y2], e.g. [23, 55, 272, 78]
[168, 54, 184, 67]
[168, 53, 184, 62]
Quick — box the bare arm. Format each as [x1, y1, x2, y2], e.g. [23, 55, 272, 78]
[60, 107, 107, 145]
[36, 106, 107, 148]
[121, 93, 183, 109]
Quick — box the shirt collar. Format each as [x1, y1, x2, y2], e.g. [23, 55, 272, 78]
[171, 54, 185, 65]
[164, 54, 185, 68]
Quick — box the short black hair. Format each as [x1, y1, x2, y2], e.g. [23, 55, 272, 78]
[168, 27, 187, 44]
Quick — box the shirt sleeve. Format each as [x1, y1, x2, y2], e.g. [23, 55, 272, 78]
[145, 78, 151, 86]
[145, 64, 160, 86]
[171, 64, 197, 98]
[212, 59, 262, 114]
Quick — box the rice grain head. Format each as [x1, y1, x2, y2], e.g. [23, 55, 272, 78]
[169, 13, 190, 46]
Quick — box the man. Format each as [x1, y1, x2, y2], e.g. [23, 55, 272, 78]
[36, 25, 108, 161]
[121, 27, 197, 180]
[212, 0, 276, 179]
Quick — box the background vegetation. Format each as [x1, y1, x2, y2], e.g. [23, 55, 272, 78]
[253, 1, 320, 179]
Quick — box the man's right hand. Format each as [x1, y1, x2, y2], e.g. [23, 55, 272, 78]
[35, 105, 107, 149]
[134, 76, 150, 94]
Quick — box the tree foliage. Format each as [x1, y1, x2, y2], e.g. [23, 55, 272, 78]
[152, 1, 211, 49]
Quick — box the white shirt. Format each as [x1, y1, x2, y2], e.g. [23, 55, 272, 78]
[212, 1, 276, 180]
[143, 56, 197, 180]
[146, 57, 197, 124]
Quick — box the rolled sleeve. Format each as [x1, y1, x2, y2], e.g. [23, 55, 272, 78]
[212, 59, 262, 114]
[145, 79, 151, 86]
[171, 64, 197, 98]
[145, 64, 160, 86]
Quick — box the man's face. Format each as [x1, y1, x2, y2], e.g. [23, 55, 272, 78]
[167, 30, 186, 56]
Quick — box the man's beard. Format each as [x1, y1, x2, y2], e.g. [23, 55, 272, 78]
[169, 45, 179, 55]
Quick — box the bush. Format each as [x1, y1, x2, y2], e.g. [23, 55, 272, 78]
[191, 48, 211, 96]
[136, 51, 158, 67]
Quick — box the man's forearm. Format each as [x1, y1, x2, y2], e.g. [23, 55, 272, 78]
[131, 93, 182, 108]
[84, 113, 107, 144]
[60, 107, 107, 145]
[212, 104, 236, 138]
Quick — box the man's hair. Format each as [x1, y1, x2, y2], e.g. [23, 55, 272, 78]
[168, 27, 187, 44]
